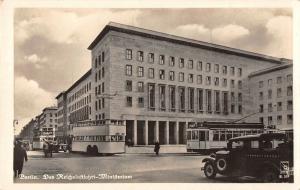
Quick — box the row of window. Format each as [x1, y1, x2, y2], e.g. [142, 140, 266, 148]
[258, 86, 293, 100]
[95, 67, 105, 82]
[69, 106, 91, 124]
[124, 85, 242, 114]
[258, 74, 293, 88]
[68, 95, 91, 113]
[259, 101, 293, 113]
[125, 65, 242, 88]
[95, 113, 105, 120]
[95, 98, 105, 111]
[73, 135, 125, 142]
[259, 114, 293, 125]
[125, 49, 243, 77]
[67, 82, 92, 104]
[94, 51, 105, 68]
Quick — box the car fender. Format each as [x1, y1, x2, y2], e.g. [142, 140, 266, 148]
[202, 157, 216, 163]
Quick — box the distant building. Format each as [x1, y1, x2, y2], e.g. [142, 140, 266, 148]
[56, 91, 68, 143]
[18, 119, 35, 143]
[248, 63, 293, 129]
[39, 107, 58, 142]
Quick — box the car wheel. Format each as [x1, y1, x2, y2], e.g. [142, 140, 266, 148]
[262, 169, 278, 183]
[204, 162, 217, 179]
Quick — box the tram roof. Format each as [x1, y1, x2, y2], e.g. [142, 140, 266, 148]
[229, 133, 286, 142]
[190, 122, 264, 129]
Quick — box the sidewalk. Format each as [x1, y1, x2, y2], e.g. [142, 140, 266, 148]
[125, 145, 188, 154]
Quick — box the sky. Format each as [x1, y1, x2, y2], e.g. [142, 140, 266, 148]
[14, 8, 292, 134]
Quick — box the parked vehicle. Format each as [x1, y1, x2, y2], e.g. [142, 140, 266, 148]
[53, 143, 68, 153]
[202, 133, 293, 182]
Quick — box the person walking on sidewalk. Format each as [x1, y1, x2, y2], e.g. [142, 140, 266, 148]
[13, 141, 28, 178]
[154, 141, 160, 156]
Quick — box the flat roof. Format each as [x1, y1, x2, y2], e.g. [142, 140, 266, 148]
[248, 63, 293, 78]
[42, 107, 57, 112]
[65, 69, 91, 94]
[229, 133, 286, 142]
[88, 22, 290, 64]
[55, 91, 65, 99]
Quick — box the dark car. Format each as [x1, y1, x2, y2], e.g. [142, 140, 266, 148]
[202, 133, 293, 182]
[53, 143, 68, 153]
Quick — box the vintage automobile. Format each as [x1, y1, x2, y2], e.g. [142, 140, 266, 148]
[202, 133, 293, 182]
[53, 143, 68, 153]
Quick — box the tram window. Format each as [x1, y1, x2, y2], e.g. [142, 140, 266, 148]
[251, 141, 259, 148]
[233, 131, 239, 138]
[187, 131, 192, 140]
[227, 131, 233, 140]
[220, 131, 226, 141]
[245, 131, 252, 136]
[213, 131, 220, 141]
[199, 131, 206, 141]
[192, 131, 199, 140]
[232, 141, 244, 148]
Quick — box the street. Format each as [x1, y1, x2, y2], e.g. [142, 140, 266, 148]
[14, 151, 258, 183]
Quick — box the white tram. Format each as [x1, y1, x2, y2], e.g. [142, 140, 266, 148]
[71, 119, 126, 155]
[186, 122, 265, 154]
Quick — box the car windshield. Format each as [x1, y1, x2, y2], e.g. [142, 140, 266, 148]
[228, 139, 286, 150]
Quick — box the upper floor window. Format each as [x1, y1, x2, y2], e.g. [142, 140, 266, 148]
[188, 74, 193, 83]
[287, 74, 292, 82]
[125, 80, 132, 91]
[230, 80, 235, 88]
[148, 53, 154, 63]
[287, 86, 293, 96]
[230, 67, 235, 76]
[197, 61, 202, 71]
[214, 64, 219, 73]
[188, 60, 193, 69]
[214, 77, 219, 86]
[259, 81, 264, 88]
[268, 89, 272, 99]
[179, 72, 184, 82]
[137, 51, 144, 62]
[169, 56, 175, 67]
[238, 80, 242, 89]
[95, 58, 98, 68]
[138, 97, 144, 108]
[137, 66, 144, 77]
[126, 96, 132, 107]
[125, 65, 132, 76]
[238, 68, 242, 77]
[179, 58, 184, 68]
[206, 76, 211, 85]
[159, 55, 165, 65]
[277, 76, 282, 84]
[148, 68, 154, 79]
[222, 66, 227, 75]
[197, 75, 202, 84]
[206, 63, 211, 72]
[102, 52, 104, 62]
[268, 79, 272, 86]
[126, 49, 132, 60]
[169, 71, 175, 81]
[137, 82, 144, 92]
[222, 78, 227, 87]
[159, 70, 165, 80]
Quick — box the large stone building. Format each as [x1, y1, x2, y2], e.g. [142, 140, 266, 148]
[39, 107, 58, 141]
[247, 63, 293, 129]
[86, 22, 292, 146]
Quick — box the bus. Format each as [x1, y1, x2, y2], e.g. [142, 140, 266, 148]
[186, 122, 265, 154]
[32, 136, 55, 150]
[70, 119, 126, 155]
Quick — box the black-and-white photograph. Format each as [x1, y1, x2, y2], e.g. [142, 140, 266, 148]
[8, 5, 295, 185]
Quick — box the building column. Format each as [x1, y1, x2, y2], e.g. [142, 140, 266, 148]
[183, 122, 187, 144]
[165, 121, 169, 145]
[144, 120, 148, 145]
[154, 120, 159, 143]
[174, 121, 179, 144]
[133, 120, 137, 146]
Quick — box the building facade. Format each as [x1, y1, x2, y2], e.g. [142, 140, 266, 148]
[39, 107, 58, 141]
[56, 91, 68, 143]
[18, 118, 35, 143]
[247, 63, 293, 129]
[87, 22, 290, 146]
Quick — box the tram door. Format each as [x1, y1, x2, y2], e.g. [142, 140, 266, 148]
[199, 130, 209, 150]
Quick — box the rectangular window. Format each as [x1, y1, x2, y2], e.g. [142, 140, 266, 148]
[126, 96, 132, 107]
[277, 102, 282, 111]
[125, 80, 132, 91]
[126, 49, 132, 60]
[259, 92, 263, 100]
[230, 67, 235, 76]
[102, 67, 105, 78]
[169, 71, 175, 81]
[238, 105, 242, 114]
[277, 76, 282, 84]
[268, 89, 272, 99]
[148, 68, 154, 79]
[197, 89, 204, 111]
[231, 92, 235, 102]
[197, 61, 202, 71]
[222, 66, 227, 75]
[230, 80, 235, 88]
[159, 70, 165, 80]
[268, 116, 273, 125]
[102, 52, 104, 62]
[287, 74, 292, 82]
[268, 79, 272, 86]
[238, 68, 242, 77]
[102, 82, 104, 93]
[179, 58, 184, 68]
[188, 60, 193, 69]
[137, 51, 144, 62]
[169, 56, 175, 66]
[268, 103, 273, 112]
[159, 55, 165, 65]
[238, 93, 242, 102]
[159, 85, 166, 111]
[231, 104, 235, 114]
[148, 53, 154, 63]
[287, 114, 293, 124]
[287, 86, 292, 96]
[206, 63, 211, 72]
[197, 75, 202, 84]
[222, 78, 227, 87]
[169, 86, 176, 112]
[206, 90, 212, 113]
[215, 91, 220, 113]
[214, 64, 219, 73]
[138, 66, 144, 77]
[277, 88, 282, 98]
[95, 57, 98, 68]
[138, 97, 144, 108]
[148, 84, 155, 110]
[277, 115, 282, 125]
[188, 74, 193, 83]
[259, 117, 264, 124]
[214, 77, 219, 86]
[179, 87, 185, 112]
[179, 72, 184, 82]
[223, 92, 228, 114]
[259, 104, 264, 113]
[206, 76, 211, 85]
[188, 88, 194, 112]
[125, 65, 132, 76]
[259, 81, 264, 88]
[137, 82, 144, 92]
[287, 100, 293, 110]
[238, 81, 242, 89]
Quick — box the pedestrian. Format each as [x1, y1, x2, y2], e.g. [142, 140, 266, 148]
[154, 141, 160, 156]
[48, 142, 53, 157]
[43, 141, 49, 157]
[13, 141, 28, 178]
